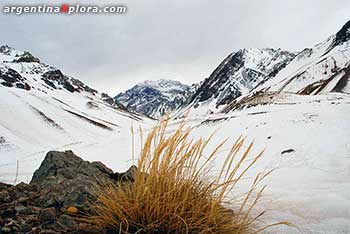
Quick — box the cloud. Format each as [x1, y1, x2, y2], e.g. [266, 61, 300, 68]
[0, 0, 349, 94]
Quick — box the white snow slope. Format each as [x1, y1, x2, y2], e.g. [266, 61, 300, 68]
[0, 46, 152, 183]
[184, 93, 350, 234]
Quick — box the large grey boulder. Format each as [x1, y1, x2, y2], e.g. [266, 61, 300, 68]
[31, 150, 122, 210]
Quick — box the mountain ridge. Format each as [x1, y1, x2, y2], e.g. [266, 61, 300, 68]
[115, 79, 195, 118]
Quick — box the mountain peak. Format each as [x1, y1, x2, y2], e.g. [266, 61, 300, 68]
[115, 79, 193, 118]
[0, 45, 23, 57]
[0, 45, 40, 63]
[139, 79, 189, 92]
[190, 47, 295, 106]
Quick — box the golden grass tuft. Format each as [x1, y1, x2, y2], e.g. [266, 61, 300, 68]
[87, 119, 290, 234]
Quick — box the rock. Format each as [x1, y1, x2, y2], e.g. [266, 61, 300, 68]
[0, 150, 137, 233]
[63, 82, 76, 93]
[14, 205, 31, 215]
[42, 78, 57, 89]
[111, 165, 137, 182]
[13, 51, 40, 63]
[0, 182, 12, 190]
[39, 207, 56, 221]
[101, 93, 115, 105]
[1, 208, 15, 219]
[1, 226, 11, 233]
[1, 219, 22, 233]
[30, 206, 42, 215]
[0, 136, 7, 145]
[0, 45, 11, 54]
[1, 81, 13, 87]
[39, 230, 60, 234]
[31, 151, 117, 209]
[43, 70, 64, 81]
[57, 214, 78, 230]
[0, 68, 22, 83]
[0, 190, 11, 203]
[281, 148, 295, 155]
[66, 206, 78, 214]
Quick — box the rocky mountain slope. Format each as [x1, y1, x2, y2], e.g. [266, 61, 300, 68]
[115, 79, 194, 118]
[172, 20, 350, 117]
[219, 20, 350, 113]
[190, 48, 295, 108]
[121, 21, 350, 117]
[256, 21, 350, 95]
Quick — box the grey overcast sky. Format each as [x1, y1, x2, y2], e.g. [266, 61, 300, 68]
[0, 0, 349, 95]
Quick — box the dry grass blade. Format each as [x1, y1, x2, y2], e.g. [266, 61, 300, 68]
[87, 119, 292, 234]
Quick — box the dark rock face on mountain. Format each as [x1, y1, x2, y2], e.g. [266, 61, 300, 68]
[41, 69, 99, 95]
[115, 79, 195, 118]
[13, 51, 41, 63]
[0, 45, 40, 63]
[0, 67, 31, 90]
[334, 20, 350, 48]
[190, 48, 295, 108]
[0, 151, 136, 234]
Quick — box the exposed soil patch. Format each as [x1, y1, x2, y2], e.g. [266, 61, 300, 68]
[63, 109, 113, 131]
[248, 111, 268, 116]
[30, 106, 64, 130]
[200, 116, 236, 126]
[52, 97, 73, 108]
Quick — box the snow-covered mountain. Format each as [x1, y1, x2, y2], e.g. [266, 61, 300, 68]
[115, 79, 195, 118]
[257, 21, 350, 95]
[189, 48, 295, 108]
[0, 45, 149, 183]
[0, 45, 125, 108]
[220, 20, 350, 113]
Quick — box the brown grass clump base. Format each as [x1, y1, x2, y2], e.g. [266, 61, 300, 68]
[86, 119, 291, 234]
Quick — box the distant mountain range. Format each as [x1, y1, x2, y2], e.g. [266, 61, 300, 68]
[115, 20, 350, 117]
[1, 20, 349, 120]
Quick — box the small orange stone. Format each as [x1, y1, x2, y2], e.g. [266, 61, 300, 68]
[67, 206, 78, 214]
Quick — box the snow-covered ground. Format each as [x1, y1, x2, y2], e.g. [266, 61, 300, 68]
[0, 85, 152, 183]
[185, 93, 350, 234]
[1, 84, 349, 233]
[1, 42, 350, 233]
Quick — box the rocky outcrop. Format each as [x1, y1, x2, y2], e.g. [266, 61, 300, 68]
[333, 20, 350, 48]
[13, 52, 40, 63]
[0, 150, 136, 233]
[41, 70, 99, 95]
[101, 93, 116, 106]
[0, 67, 31, 91]
[31, 150, 116, 210]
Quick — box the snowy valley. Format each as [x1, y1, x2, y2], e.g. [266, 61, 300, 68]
[0, 20, 350, 234]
